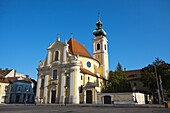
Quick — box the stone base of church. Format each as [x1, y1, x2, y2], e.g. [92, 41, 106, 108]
[69, 96, 79, 104]
[59, 96, 65, 104]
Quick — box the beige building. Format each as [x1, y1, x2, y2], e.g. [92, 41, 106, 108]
[0, 74, 9, 103]
[36, 17, 109, 104]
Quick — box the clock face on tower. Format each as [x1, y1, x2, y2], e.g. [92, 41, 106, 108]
[87, 61, 91, 68]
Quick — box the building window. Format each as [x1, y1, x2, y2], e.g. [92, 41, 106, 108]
[81, 75, 83, 80]
[55, 51, 59, 61]
[17, 86, 22, 92]
[97, 43, 100, 50]
[88, 77, 90, 82]
[66, 76, 70, 87]
[5, 86, 8, 92]
[134, 82, 137, 86]
[53, 70, 58, 80]
[105, 44, 106, 50]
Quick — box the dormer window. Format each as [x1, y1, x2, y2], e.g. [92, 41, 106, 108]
[55, 51, 59, 61]
[97, 43, 100, 50]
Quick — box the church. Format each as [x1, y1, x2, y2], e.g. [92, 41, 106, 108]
[36, 16, 109, 104]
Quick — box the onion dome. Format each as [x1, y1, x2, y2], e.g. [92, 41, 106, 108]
[93, 15, 107, 36]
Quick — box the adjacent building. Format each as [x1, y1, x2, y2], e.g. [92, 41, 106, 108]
[36, 17, 109, 104]
[0, 74, 9, 103]
[0, 68, 36, 104]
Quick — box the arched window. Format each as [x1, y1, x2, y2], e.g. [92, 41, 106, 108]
[104, 44, 106, 50]
[55, 51, 59, 61]
[97, 43, 100, 50]
[53, 70, 58, 80]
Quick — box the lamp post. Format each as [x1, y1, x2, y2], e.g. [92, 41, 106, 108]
[65, 86, 68, 106]
[154, 65, 161, 104]
[25, 89, 29, 105]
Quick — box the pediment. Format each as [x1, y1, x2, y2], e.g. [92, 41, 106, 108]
[48, 41, 65, 50]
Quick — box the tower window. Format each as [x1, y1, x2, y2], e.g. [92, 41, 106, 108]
[97, 43, 100, 50]
[88, 77, 90, 82]
[53, 70, 58, 80]
[55, 51, 59, 61]
[105, 44, 106, 50]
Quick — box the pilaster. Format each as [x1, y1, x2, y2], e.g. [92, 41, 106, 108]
[43, 74, 49, 104]
[36, 75, 42, 101]
[59, 68, 66, 104]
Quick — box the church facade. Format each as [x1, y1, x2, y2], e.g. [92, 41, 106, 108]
[36, 17, 109, 104]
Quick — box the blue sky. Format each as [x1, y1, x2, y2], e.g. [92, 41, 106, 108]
[0, 0, 170, 79]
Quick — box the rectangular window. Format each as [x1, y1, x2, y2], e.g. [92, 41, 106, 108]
[55, 51, 59, 61]
[53, 70, 58, 80]
[66, 76, 70, 87]
[81, 75, 83, 80]
[88, 77, 90, 82]
[97, 43, 100, 50]
[5, 86, 8, 91]
[17, 86, 22, 92]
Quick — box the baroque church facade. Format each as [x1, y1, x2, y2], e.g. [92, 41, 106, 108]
[36, 17, 109, 104]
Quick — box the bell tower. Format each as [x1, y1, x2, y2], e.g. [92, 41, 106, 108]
[93, 15, 109, 80]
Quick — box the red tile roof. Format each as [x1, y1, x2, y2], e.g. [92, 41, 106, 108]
[80, 67, 97, 77]
[0, 74, 9, 83]
[80, 67, 104, 79]
[68, 38, 92, 58]
[7, 77, 32, 83]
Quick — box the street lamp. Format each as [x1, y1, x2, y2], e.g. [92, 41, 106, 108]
[25, 89, 29, 105]
[154, 65, 161, 104]
[65, 86, 68, 106]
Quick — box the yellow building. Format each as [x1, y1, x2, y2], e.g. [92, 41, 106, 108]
[36, 17, 109, 104]
[0, 74, 9, 104]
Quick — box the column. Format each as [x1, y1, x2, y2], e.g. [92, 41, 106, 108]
[36, 75, 42, 103]
[43, 75, 49, 104]
[60, 68, 65, 104]
[69, 64, 80, 104]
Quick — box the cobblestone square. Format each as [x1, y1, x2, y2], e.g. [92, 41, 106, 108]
[0, 104, 170, 113]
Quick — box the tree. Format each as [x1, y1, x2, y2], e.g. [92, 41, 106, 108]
[116, 62, 122, 71]
[141, 58, 170, 102]
[103, 63, 131, 93]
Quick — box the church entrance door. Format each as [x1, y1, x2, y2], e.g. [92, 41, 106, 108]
[51, 90, 56, 103]
[86, 90, 92, 104]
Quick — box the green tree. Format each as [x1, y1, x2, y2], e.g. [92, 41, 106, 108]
[116, 62, 122, 71]
[141, 58, 170, 102]
[103, 63, 131, 93]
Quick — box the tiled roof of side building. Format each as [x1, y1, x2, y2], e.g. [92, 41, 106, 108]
[0, 68, 12, 76]
[0, 75, 9, 83]
[68, 38, 93, 58]
[0, 74, 4, 78]
[7, 77, 32, 83]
